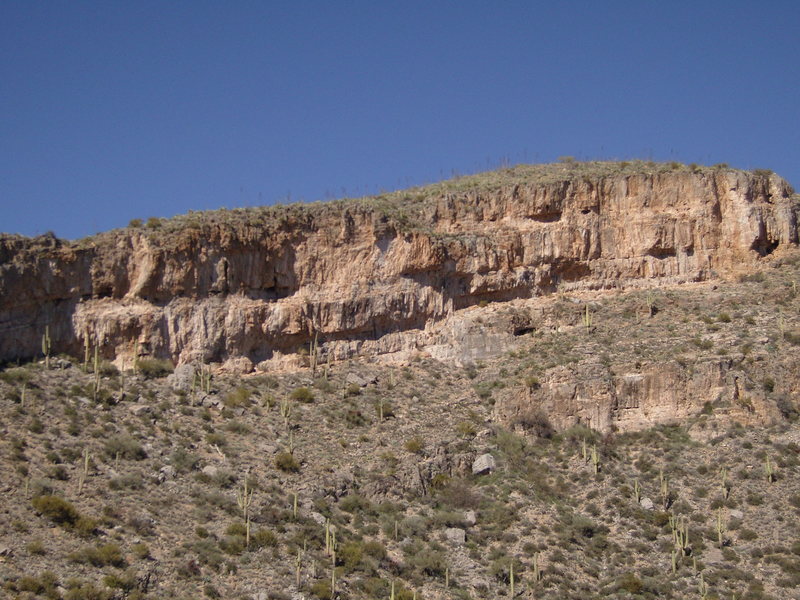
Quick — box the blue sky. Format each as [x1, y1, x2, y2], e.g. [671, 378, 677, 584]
[2, 2, 798, 240]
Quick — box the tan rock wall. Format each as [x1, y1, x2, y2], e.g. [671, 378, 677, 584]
[0, 169, 796, 369]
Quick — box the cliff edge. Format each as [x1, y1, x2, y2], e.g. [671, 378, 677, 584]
[1, 161, 797, 370]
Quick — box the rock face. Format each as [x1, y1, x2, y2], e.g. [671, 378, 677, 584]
[495, 357, 782, 433]
[0, 164, 797, 372]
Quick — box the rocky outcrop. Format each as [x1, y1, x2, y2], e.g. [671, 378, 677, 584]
[495, 357, 780, 434]
[0, 164, 797, 370]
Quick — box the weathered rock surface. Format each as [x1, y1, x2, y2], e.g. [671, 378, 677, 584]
[495, 356, 782, 433]
[472, 453, 496, 475]
[0, 166, 796, 373]
[444, 527, 466, 545]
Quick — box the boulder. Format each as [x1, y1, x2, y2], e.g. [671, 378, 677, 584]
[472, 453, 496, 475]
[167, 363, 196, 391]
[445, 528, 466, 545]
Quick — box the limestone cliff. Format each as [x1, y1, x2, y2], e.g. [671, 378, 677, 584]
[1, 162, 797, 372]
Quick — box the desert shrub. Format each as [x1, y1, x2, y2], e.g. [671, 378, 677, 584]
[364, 540, 387, 561]
[314, 378, 335, 393]
[339, 494, 373, 514]
[102, 570, 137, 592]
[73, 516, 99, 538]
[411, 547, 446, 577]
[205, 431, 227, 447]
[96, 361, 119, 377]
[340, 540, 365, 572]
[226, 522, 247, 537]
[489, 555, 524, 584]
[26, 539, 46, 555]
[17, 571, 59, 595]
[137, 358, 173, 379]
[616, 572, 643, 594]
[563, 513, 608, 543]
[404, 436, 425, 454]
[739, 528, 758, 541]
[69, 543, 125, 567]
[373, 399, 394, 418]
[132, 543, 151, 559]
[50, 464, 69, 480]
[310, 580, 332, 599]
[127, 514, 155, 536]
[290, 387, 314, 402]
[218, 534, 246, 555]
[251, 528, 278, 549]
[275, 451, 300, 473]
[225, 420, 251, 434]
[345, 408, 367, 427]
[511, 407, 554, 438]
[224, 387, 251, 408]
[344, 383, 362, 397]
[31, 495, 79, 526]
[64, 580, 112, 600]
[109, 472, 144, 490]
[170, 448, 199, 473]
[0, 366, 33, 385]
[104, 434, 146, 460]
[776, 395, 799, 421]
[438, 478, 482, 509]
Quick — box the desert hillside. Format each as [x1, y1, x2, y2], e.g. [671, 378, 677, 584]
[2, 161, 800, 600]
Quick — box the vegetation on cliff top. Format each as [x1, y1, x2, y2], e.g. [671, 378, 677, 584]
[1, 159, 791, 250]
[128, 159, 758, 239]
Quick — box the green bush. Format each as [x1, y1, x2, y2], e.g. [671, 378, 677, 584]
[290, 387, 315, 402]
[132, 543, 151, 559]
[340, 540, 365, 572]
[64, 579, 112, 600]
[26, 539, 46, 555]
[489, 555, 524, 584]
[31, 495, 79, 526]
[275, 451, 300, 473]
[339, 494, 373, 514]
[251, 528, 278, 549]
[137, 358, 174, 379]
[104, 434, 147, 460]
[96, 361, 120, 377]
[224, 387, 251, 408]
[170, 448, 200, 473]
[411, 548, 446, 577]
[18, 571, 59, 595]
[109, 472, 144, 490]
[310, 580, 332, 599]
[616, 572, 643, 594]
[404, 436, 425, 454]
[102, 570, 137, 592]
[69, 543, 125, 567]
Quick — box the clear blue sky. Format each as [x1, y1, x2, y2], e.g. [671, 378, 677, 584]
[2, 2, 798, 240]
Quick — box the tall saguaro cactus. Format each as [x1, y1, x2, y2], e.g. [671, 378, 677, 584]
[42, 326, 51, 369]
[236, 469, 255, 548]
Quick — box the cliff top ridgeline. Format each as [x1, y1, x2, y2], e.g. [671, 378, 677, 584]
[1, 160, 798, 372]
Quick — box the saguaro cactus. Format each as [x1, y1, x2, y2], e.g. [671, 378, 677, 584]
[236, 469, 254, 548]
[42, 326, 51, 369]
